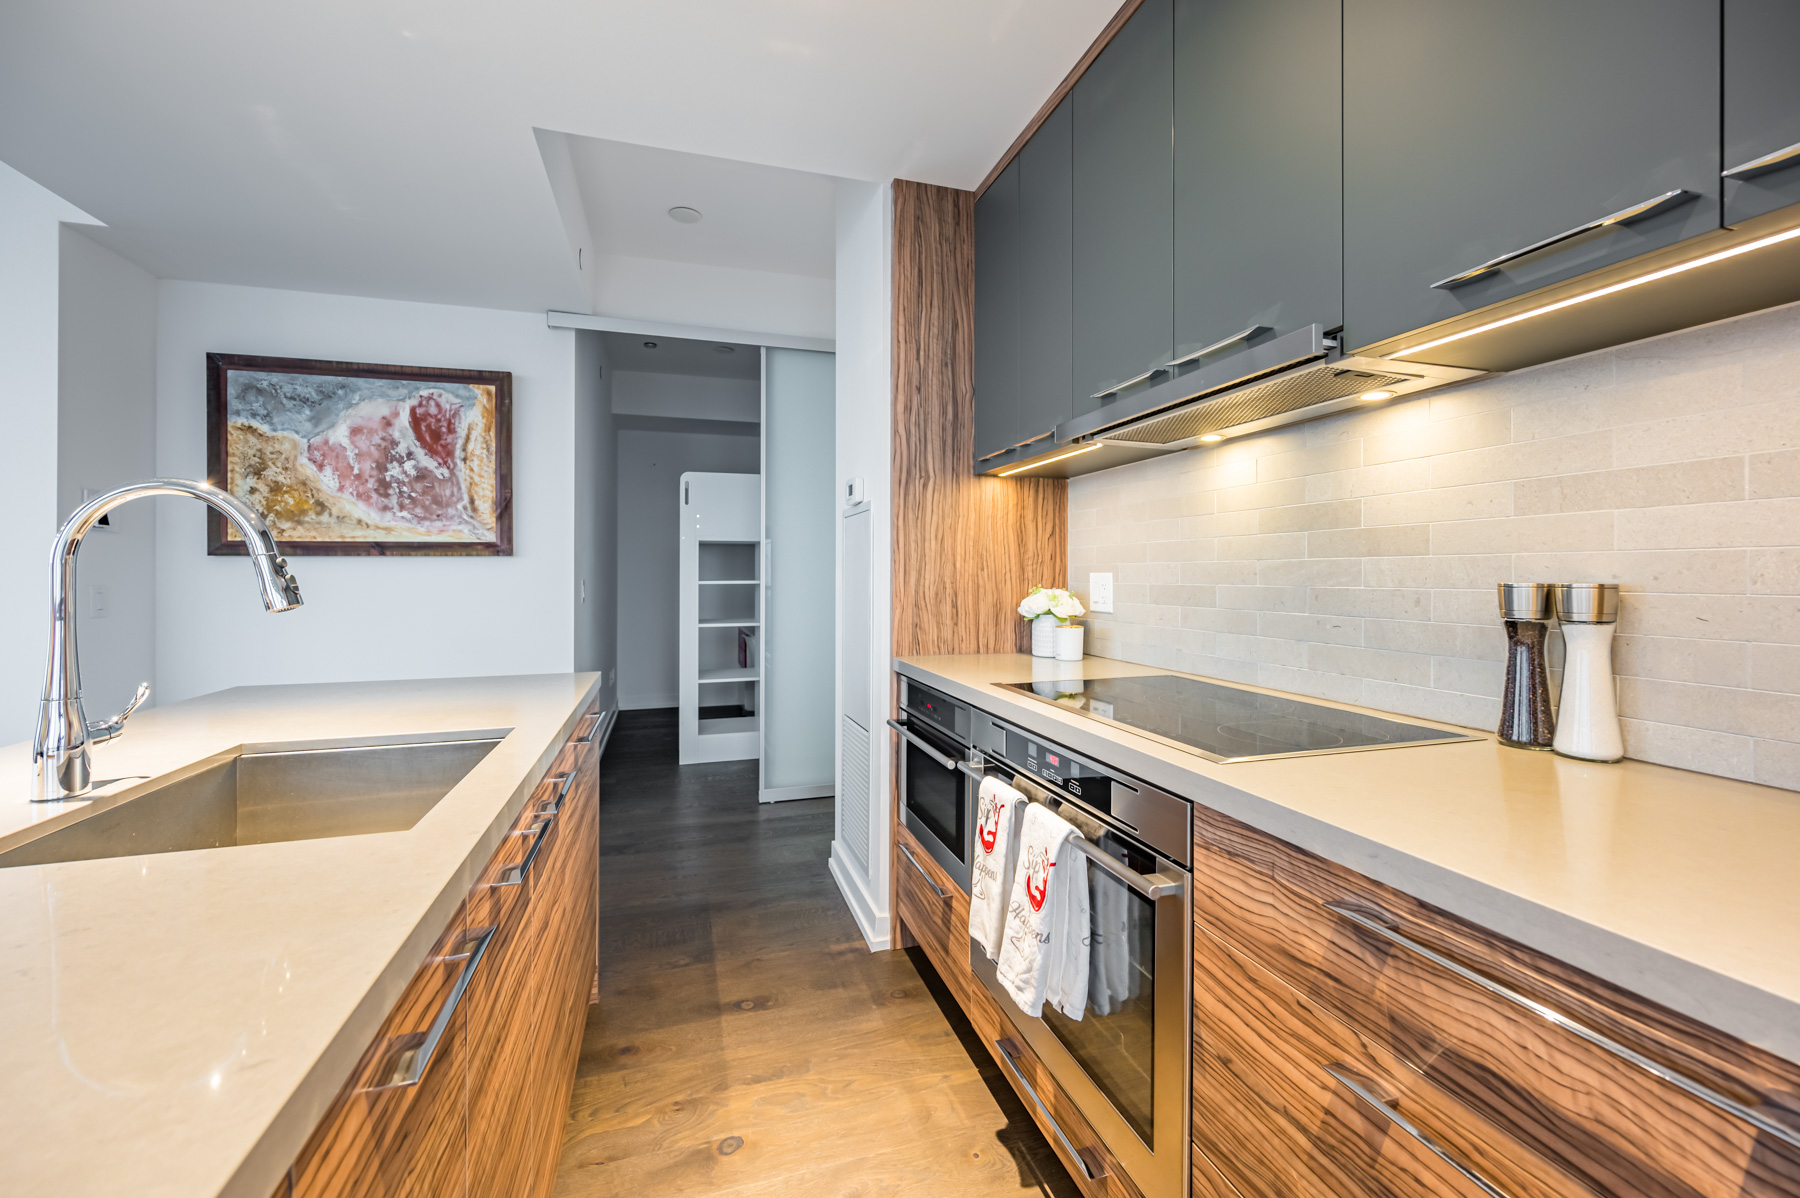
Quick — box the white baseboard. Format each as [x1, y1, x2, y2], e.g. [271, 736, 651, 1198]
[828, 846, 889, 952]
[759, 782, 834, 804]
[619, 695, 678, 712]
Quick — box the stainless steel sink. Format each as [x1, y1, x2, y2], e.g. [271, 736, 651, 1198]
[0, 736, 502, 868]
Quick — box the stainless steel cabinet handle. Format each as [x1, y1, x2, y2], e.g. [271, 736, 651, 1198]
[1164, 324, 1271, 369]
[1723, 139, 1800, 181]
[498, 809, 557, 887]
[377, 925, 496, 1089]
[1431, 188, 1695, 288]
[996, 1038, 1102, 1180]
[1326, 901, 1800, 1150]
[896, 841, 948, 900]
[1090, 365, 1164, 402]
[1326, 1064, 1511, 1198]
[885, 717, 958, 770]
[578, 713, 604, 743]
[536, 771, 575, 816]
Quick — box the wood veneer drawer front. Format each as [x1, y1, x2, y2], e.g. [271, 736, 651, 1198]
[293, 908, 477, 1198]
[895, 824, 961, 967]
[1191, 805, 1800, 1198]
[1193, 921, 1583, 1198]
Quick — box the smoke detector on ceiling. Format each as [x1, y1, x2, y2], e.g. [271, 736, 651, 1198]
[667, 206, 702, 224]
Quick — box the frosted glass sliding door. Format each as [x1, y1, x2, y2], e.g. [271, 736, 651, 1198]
[760, 347, 836, 802]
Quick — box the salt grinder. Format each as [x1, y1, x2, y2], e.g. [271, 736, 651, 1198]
[1497, 583, 1556, 750]
[1552, 583, 1624, 763]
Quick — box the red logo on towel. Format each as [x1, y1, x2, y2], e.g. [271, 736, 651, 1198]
[978, 799, 1005, 854]
[1024, 846, 1054, 912]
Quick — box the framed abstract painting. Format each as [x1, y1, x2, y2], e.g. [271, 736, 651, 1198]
[205, 353, 513, 556]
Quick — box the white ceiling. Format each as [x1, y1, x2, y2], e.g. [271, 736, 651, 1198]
[0, 0, 1118, 314]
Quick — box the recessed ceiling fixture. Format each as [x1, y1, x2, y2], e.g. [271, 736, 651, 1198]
[1359, 389, 1397, 402]
[713, 345, 735, 354]
[997, 442, 1103, 477]
[667, 206, 703, 224]
[643, 341, 658, 349]
[1198, 433, 1224, 443]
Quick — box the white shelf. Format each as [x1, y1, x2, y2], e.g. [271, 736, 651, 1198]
[697, 619, 760, 628]
[699, 715, 759, 735]
[698, 579, 759, 586]
[699, 667, 760, 683]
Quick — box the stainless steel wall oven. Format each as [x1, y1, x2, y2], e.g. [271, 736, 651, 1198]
[888, 681, 977, 891]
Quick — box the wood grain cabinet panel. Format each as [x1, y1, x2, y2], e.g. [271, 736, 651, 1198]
[290, 705, 600, 1198]
[1190, 804, 1800, 1198]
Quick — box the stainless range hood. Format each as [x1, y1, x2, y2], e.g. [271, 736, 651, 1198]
[979, 325, 1484, 477]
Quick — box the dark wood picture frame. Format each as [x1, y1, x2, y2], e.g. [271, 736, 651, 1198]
[206, 352, 513, 556]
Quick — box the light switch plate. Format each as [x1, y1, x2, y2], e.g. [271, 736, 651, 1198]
[1088, 572, 1114, 614]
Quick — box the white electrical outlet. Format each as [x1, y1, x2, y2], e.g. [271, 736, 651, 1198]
[89, 585, 109, 619]
[1088, 572, 1114, 614]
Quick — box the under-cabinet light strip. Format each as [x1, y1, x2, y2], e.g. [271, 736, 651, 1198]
[1390, 224, 1800, 360]
[995, 442, 1104, 477]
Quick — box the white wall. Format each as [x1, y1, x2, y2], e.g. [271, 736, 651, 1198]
[572, 330, 617, 713]
[153, 281, 578, 703]
[0, 161, 98, 746]
[611, 370, 759, 423]
[58, 226, 159, 718]
[829, 179, 895, 950]
[615, 427, 759, 709]
[591, 253, 833, 344]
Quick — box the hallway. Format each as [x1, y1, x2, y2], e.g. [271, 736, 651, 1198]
[553, 710, 1079, 1197]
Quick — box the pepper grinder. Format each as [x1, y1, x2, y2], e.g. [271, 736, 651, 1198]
[1497, 583, 1556, 750]
[1552, 583, 1623, 763]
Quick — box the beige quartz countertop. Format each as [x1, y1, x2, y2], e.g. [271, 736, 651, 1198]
[0, 673, 600, 1198]
[897, 653, 1800, 1064]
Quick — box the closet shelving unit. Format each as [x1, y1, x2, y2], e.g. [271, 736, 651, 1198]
[679, 473, 762, 764]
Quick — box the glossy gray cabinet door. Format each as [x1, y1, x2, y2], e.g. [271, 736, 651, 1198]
[973, 159, 1020, 463]
[1174, 0, 1341, 360]
[1344, 0, 1721, 352]
[1017, 95, 1074, 448]
[1072, 0, 1174, 417]
[1724, 0, 1800, 226]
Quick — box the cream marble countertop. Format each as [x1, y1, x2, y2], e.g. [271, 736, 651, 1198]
[897, 653, 1800, 1064]
[0, 673, 600, 1198]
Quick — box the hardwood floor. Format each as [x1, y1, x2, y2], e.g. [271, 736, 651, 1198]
[552, 710, 1080, 1198]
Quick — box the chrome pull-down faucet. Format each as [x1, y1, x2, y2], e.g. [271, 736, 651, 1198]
[31, 479, 303, 802]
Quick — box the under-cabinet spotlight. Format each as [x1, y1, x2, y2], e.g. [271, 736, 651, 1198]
[1198, 433, 1224, 443]
[996, 442, 1103, 477]
[1359, 389, 1397, 402]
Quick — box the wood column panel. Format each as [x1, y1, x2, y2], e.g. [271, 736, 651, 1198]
[891, 178, 1068, 660]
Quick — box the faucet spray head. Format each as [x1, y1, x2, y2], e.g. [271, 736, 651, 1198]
[257, 554, 304, 613]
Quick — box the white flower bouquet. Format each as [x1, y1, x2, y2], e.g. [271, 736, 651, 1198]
[1018, 586, 1085, 625]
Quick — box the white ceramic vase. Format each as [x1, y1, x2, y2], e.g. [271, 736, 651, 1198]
[1053, 623, 1085, 662]
[1031, 613, 1058, 657]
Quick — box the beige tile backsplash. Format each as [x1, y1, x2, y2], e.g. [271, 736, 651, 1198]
[1068, 299, 1800, 791]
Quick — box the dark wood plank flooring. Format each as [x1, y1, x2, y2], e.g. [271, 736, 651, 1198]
[553, 709, 1080, 1198]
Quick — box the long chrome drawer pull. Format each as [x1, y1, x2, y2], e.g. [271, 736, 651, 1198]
[961, 760, 1185, 901]
[1090, 365, 1164, 401]
[498, 809, 557, 887]
[578, 713, 604, 744]
[380, 925, 496, 1089]
[536, 771, 575, 816]
[1431, 188, 1694, 288]
[897, 841, 948, 900]
[996, 1038, 1102, 1181]
[1326, 1064, 1511, 1198]
[885, 717, 958, 770]
[1326, 902, 1800, 1150]
[1164, 324, 1271, 369]
[1723, 139, 1800, 181]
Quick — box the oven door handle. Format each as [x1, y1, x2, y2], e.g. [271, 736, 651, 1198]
[958, 760, 1186, 901]
[885, 717, 959, 770]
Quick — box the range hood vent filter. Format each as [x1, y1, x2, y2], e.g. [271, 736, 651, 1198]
[1107, 366, 1414, 445]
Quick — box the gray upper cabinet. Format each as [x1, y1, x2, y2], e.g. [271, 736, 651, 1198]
[1072, 0, 1174, 417]
[1724, 0, 1800, 226]
[1017, 96, 1075, 449]
[973, 159, 1021, 463]
[1343, 0, 1722, 352]
[1174, 0, 1341, 362]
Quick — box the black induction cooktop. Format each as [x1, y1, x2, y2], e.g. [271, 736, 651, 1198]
[1001, 673, 1479, 763]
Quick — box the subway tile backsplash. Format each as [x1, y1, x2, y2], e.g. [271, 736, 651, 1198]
[1068, 299, 1800, 791]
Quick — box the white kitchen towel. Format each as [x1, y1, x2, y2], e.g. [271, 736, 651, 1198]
[1087, 867, 1137, 1017]
[995, 802, 1091, 1020]
[968, 776, 1027, 961]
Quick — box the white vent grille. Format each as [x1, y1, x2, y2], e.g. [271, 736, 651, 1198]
[840, 715, 870, 870]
